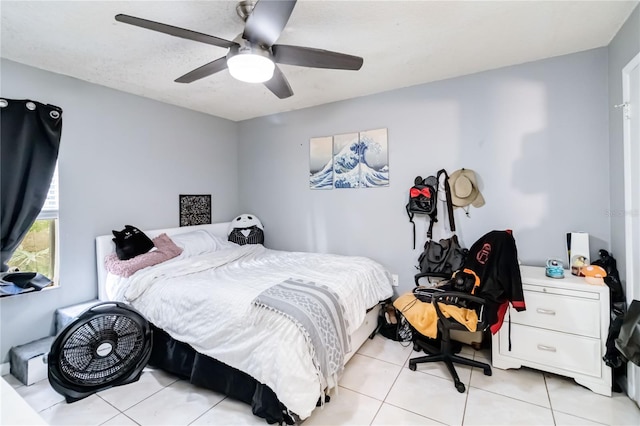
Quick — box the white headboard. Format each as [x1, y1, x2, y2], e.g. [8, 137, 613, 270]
[95, 222, 231, 301]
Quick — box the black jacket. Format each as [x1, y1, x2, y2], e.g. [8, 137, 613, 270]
[464, 230, 526, 333]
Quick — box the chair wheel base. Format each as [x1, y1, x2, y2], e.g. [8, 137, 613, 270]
[484, 368, 492, 376]
[455, 382, 465, 393]
[408, 362, 417, 371]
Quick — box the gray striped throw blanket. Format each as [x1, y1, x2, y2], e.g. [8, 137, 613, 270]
[253, 279, 351, 390]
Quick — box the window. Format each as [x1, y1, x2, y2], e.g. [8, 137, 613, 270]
[7, 165, 59, 282]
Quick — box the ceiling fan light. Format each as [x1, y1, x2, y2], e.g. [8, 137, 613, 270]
[227, 53, 275, 83]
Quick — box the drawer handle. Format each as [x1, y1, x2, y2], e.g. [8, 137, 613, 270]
[536, 308, 556, 315]
[537, 344, 557, 352]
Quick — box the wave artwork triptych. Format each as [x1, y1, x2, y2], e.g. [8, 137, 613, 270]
[309, 128, 389, 189]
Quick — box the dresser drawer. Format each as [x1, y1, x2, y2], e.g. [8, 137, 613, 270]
[500, 324, 601, 377]
[510, 289, 600, 338]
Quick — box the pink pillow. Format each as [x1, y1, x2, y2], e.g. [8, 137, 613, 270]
[105, 233, 183, 278]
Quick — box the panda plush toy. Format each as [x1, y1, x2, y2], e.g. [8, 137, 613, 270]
[227, 214, 264, 246]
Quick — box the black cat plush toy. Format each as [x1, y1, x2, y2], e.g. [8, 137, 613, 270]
[112, 225, 154, 260]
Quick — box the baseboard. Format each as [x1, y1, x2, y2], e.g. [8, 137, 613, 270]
[1, 362, 10, 376]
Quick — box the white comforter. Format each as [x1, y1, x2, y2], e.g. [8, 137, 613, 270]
[106, 244, 393, 419]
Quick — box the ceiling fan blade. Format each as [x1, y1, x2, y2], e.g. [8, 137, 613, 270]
[115, 14, 236, 49]
[175, 57, 228, 83]
[263, 65, 293, 99]
[243, 0, 297, 47]
[273, 44, 363, 70]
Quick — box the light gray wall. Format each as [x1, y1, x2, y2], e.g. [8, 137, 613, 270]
[0, 43, 620, 362]
[238, 48, 610, 296]
[0, 59, 239, 362]
[608, 4, 640, 293]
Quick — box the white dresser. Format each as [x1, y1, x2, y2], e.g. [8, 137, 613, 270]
[491, 265, 612, 396]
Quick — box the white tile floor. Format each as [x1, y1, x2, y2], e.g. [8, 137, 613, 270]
[3, 335, 640, 425]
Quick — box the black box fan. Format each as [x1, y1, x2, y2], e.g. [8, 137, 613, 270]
[48, 302, 152, 402]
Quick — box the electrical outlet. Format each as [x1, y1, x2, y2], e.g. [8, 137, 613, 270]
[392, 274, 399, 287]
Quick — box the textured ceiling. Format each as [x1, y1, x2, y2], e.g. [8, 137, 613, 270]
[1, 1, 637, 121]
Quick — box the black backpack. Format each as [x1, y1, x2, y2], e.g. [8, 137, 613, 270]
[406, 169, 454, 248]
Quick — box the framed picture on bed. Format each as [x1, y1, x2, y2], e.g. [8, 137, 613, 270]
[179, 194, 212, 226]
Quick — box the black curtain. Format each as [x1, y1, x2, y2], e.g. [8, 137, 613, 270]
[1, 98, 63, 272]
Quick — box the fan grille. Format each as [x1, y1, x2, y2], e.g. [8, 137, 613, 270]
[58, 314, 145, 385]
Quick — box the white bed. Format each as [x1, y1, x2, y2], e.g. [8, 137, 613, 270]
[95, 222, 393, 420]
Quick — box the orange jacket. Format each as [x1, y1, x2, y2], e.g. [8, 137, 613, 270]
[393, 292, 478, 339]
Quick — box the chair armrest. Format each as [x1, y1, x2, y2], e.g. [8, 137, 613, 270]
[431, 292, 486, 328]
[432, 291, 485, 305]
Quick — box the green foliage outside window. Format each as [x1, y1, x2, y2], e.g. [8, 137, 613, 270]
[7, 219, 55, 279]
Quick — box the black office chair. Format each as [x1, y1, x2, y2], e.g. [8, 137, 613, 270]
[409, 230, 524, 392]
[408, 288, 492, 393]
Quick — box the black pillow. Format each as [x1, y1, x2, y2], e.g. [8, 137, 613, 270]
[112, 225, 154, 260]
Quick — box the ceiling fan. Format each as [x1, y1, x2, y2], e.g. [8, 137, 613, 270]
[115, 0, 364, 99]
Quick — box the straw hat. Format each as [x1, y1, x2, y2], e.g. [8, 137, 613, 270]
[448, 168, 485, 208]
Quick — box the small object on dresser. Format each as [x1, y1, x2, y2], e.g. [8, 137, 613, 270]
[580, 265, 607, 285]
[570, 255, 589, 276]
[566, 232, 590, 275]
[545, 259, 565, 279]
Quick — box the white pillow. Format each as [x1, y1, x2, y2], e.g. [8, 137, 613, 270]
[171, 230, 234, 258]
[208, 232, 237, 250]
